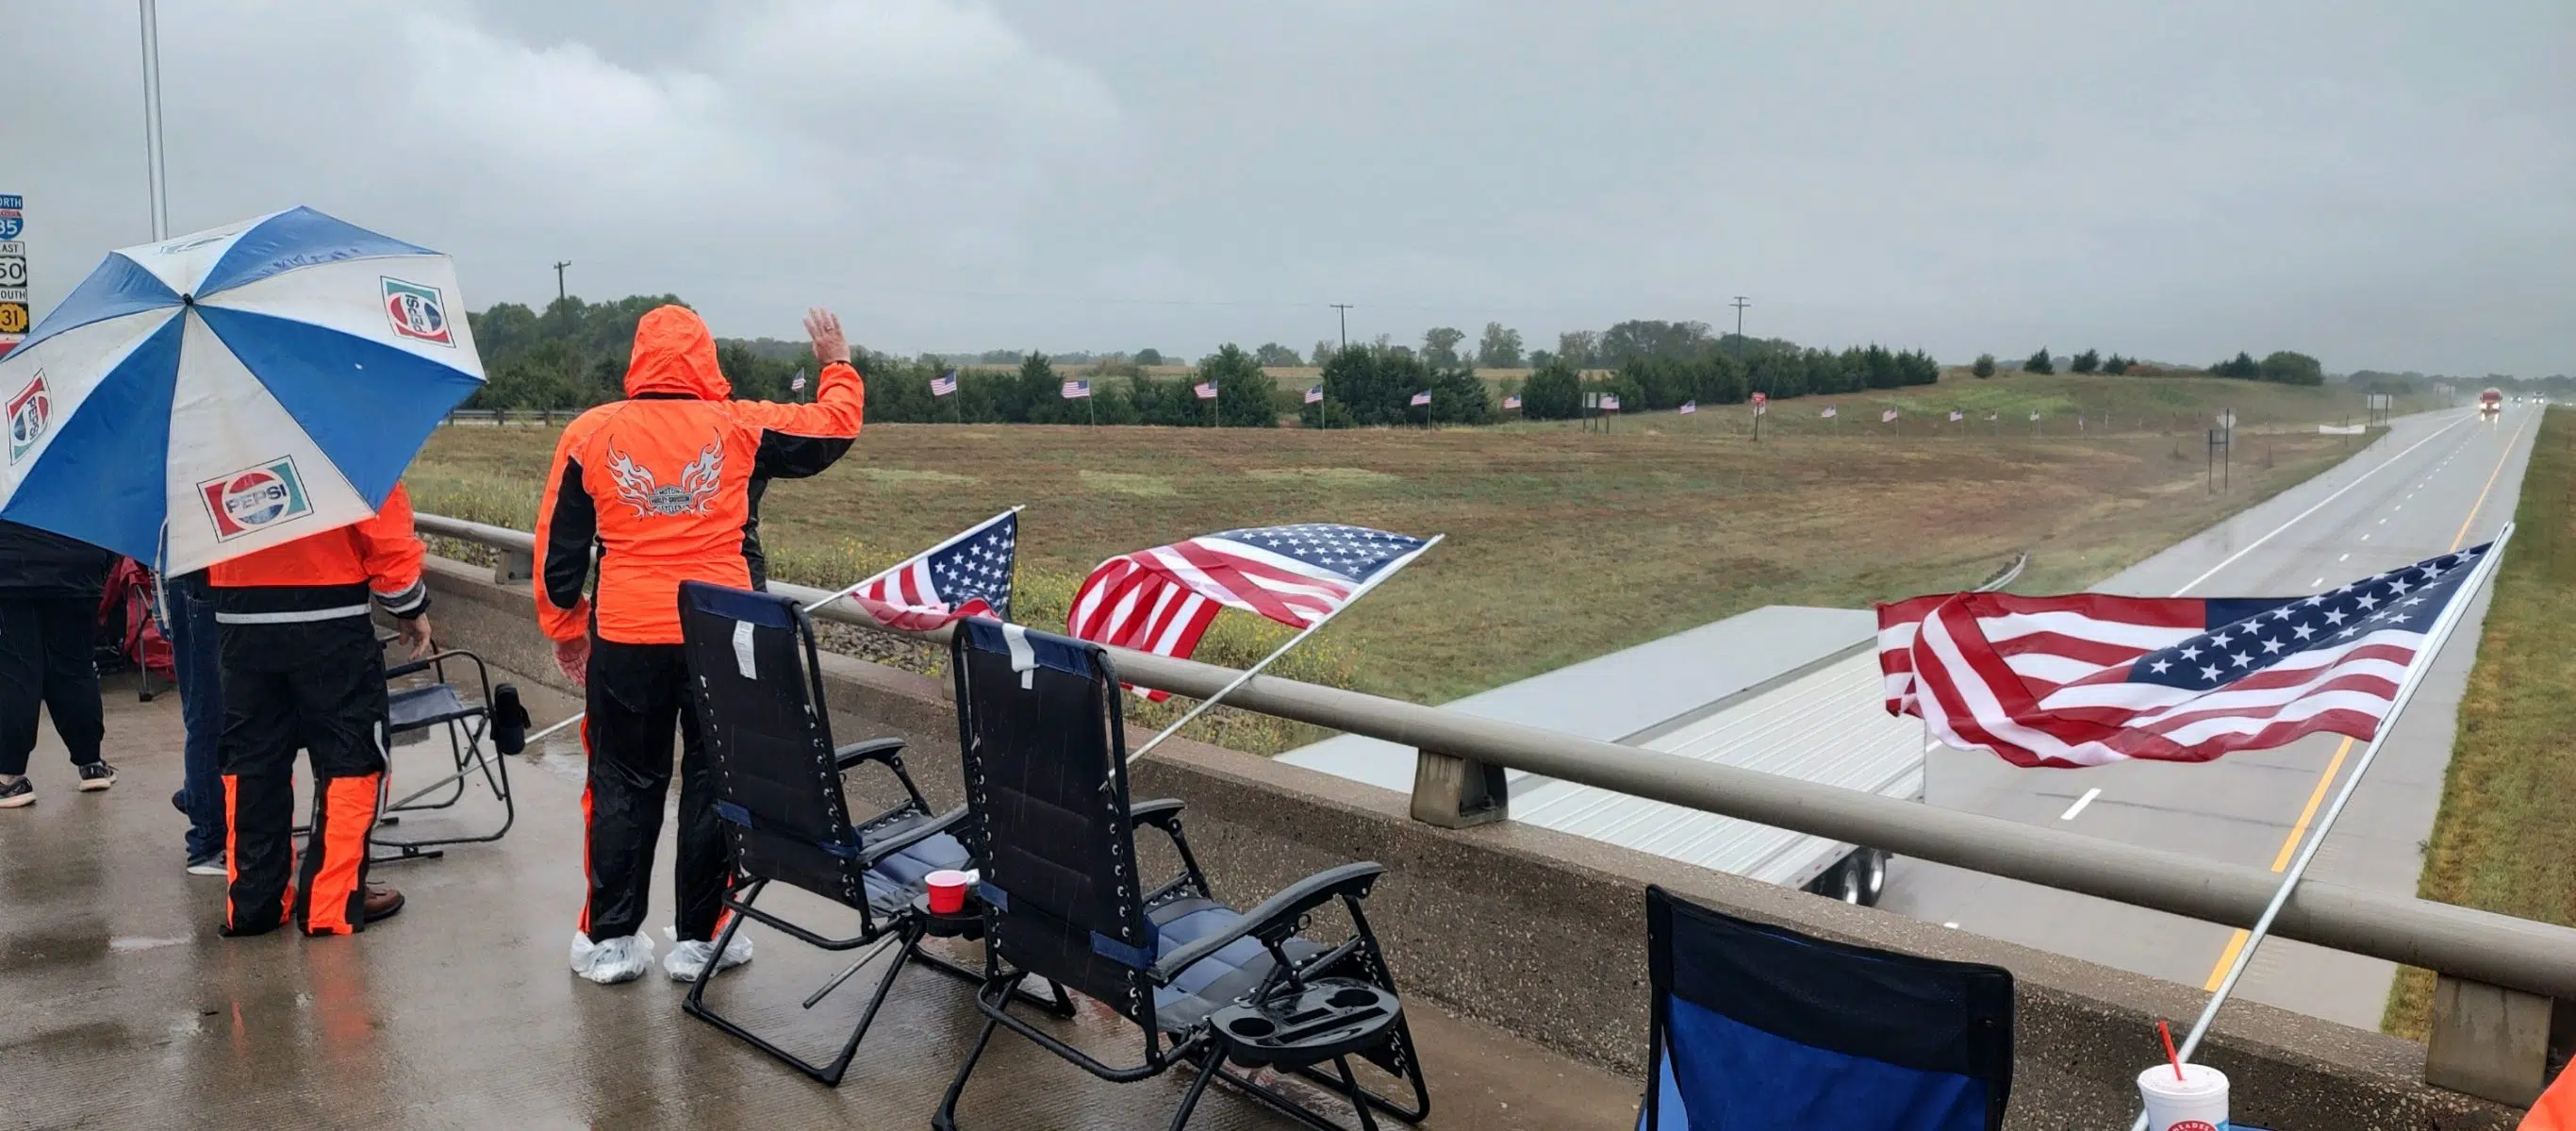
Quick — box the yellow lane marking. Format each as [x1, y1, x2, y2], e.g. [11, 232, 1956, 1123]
[2198, 413, 2526, 994]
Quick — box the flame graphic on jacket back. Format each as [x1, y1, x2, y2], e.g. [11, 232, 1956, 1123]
[603, 440, 724, 517]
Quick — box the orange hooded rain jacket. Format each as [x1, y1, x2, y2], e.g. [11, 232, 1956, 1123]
[534, 306, 864, 645]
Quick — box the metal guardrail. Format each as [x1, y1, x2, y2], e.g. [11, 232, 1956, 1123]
[412, 512, 2576, 1008]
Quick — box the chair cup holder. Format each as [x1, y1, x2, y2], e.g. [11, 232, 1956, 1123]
[1208, 977, 1402, 1068]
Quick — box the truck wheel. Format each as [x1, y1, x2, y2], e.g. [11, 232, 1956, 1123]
[1833, 853, 1868, 905]
[1859, 848, 1889, 907]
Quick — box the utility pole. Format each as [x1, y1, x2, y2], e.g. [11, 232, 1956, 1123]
[1329, 304, 1353, 351]
[553, 260, 572, 303]
[1730, 295, 1750, 341]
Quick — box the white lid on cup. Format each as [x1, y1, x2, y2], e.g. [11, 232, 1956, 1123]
[925, 870, 971, 887]
[2136, 1062, 2227, 1098]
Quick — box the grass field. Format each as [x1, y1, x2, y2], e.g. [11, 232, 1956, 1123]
[2383, 406, 2576, 1040]
[413, 402, 2367, 753]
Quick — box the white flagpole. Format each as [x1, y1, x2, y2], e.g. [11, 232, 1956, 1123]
[2129, 523, 2515, 1131]
[519, 506, 1024, 749]
[1126, 534, 1443, 765]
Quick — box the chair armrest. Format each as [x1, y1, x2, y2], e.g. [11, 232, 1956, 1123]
[1131, 798, 1186, 831]
[857, 804, 966, 868]
[1148, 861, 1386, 986]
[835, 737, 908, 772]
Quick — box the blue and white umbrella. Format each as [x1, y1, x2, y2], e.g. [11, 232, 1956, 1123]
[0, 208, 484, 574]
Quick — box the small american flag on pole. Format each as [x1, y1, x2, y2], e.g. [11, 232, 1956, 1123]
[2029, 411, 2041, 422]
[1949, 409, 1964, 423]
[1987, 412, 1999, 422]
[790, 369, 807, 393]
[1822, 406, 1837, 418]
[845, 509, 1019, 631]
[1069, 524, 1430, 699]
[1195, 381, 1217, 400]
[1305, 385, 1325, 405]
[1601, 394, 1621, 412]
[1678, 401, 1696, 415]
[931, 372, 959, 397]
[1881, 408, 1899, 423]
[1062, 379, 1091, 399]
[1503, 394, 1522, 410]
[1878, 544, 2492, 767]
[1410, 391, 1431, 407]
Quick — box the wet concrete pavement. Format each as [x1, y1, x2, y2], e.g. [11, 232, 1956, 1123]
[0, 670, 1641, 1130]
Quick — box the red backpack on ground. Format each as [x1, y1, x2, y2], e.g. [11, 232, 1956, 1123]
[95, 557, 175, 682]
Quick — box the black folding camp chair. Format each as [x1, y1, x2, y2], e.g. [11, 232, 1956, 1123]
[367, 645, 527, 863]
[1639, 885, 2015, 1130]
[933, 619, 1429, 1131]
[673, 581, 1062, 1087]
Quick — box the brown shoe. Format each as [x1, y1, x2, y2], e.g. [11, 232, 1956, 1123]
[362, 883, 405, 924]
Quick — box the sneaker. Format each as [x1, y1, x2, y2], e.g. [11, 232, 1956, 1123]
[76, 763, 117, 792]
[570, 931, 654, 985]
[186, 853, 227, 877]
[0, 777, 29, 808]
[662, 926, 753, 982]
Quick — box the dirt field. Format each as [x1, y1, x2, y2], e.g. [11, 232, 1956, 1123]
[413, 419, 2361, 722]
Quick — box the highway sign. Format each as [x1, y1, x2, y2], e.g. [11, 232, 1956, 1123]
[0, 302, 27, 336]
[0, 255, 24, 288]
[0, 193, 21, 241]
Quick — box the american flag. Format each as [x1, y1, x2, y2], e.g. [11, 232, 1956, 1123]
[1503, 394, 1522, 410]
[848, 509, 1018, 631]
[790, 369, 807, 392]
[931, 372, 959, 397]
[1949, 409, 1964, 422]
[1062, 379, 1091, 399]
[1987, 412, 1999, 422]
[1306, 385, 1325, 405]
[1822, 406, 1837, 418]
[1195, 381, 1218, 400]
[1410, 391, 1431, 407]
[1882, 408, 1899, 423]
[1678, 401, 1696, 415]
[1878, 544, 2492, 768]
[1069, 524, 1429, 698]
[2029, 411, 2040, 422]
[1601, 394, 1622, 411]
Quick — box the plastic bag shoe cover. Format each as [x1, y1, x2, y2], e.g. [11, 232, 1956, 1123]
[570, 931, 655, 985]
[661, 926, 752, 982]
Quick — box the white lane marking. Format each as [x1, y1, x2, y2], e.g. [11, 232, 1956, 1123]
[2172, 415, 2469, 595]
[2379, 518, 2387, 524]
[2338, 553, 2350, 561]
[2362, 534, 2371, 541]
[2059, 788, 2103, 821]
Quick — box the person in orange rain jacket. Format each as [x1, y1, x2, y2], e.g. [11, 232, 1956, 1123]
[535, 305, 865, 985]
[210, 481, 433, 938]
[2527, 1058, 2576, 1131]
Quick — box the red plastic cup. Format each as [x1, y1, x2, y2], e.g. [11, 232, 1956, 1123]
[925, 870, 970, 915]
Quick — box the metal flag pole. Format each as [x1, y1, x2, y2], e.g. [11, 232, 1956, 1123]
[1127, 534, 1444, 765]
[2129, 522, 2516, 1131]
[518, 506, 1025, 749]
[139, 0, 171, 240]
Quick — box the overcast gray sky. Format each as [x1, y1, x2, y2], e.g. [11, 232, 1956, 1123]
[7, 1, 2569, 374]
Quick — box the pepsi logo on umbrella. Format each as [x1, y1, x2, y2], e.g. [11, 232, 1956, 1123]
[199, 457, 314, 541]
[6, 372, 45, 463]
[381, 277, 453, 345]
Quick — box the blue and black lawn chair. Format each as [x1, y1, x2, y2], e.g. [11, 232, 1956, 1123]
[672, 581, 1059, 1086]
[1641, 885, 2014, 1131]
[933, 619, 1429, 1131]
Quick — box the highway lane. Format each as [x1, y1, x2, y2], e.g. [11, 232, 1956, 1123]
[1877, 405, 2539, 1030]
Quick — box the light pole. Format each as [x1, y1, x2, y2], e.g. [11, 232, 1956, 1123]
[139, 0, 170, 240]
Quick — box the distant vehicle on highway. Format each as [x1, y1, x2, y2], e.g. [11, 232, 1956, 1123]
[2482, 388, 2503, 416]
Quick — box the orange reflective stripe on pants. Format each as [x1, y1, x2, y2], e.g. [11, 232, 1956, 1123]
[297, 773, 379, 936]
